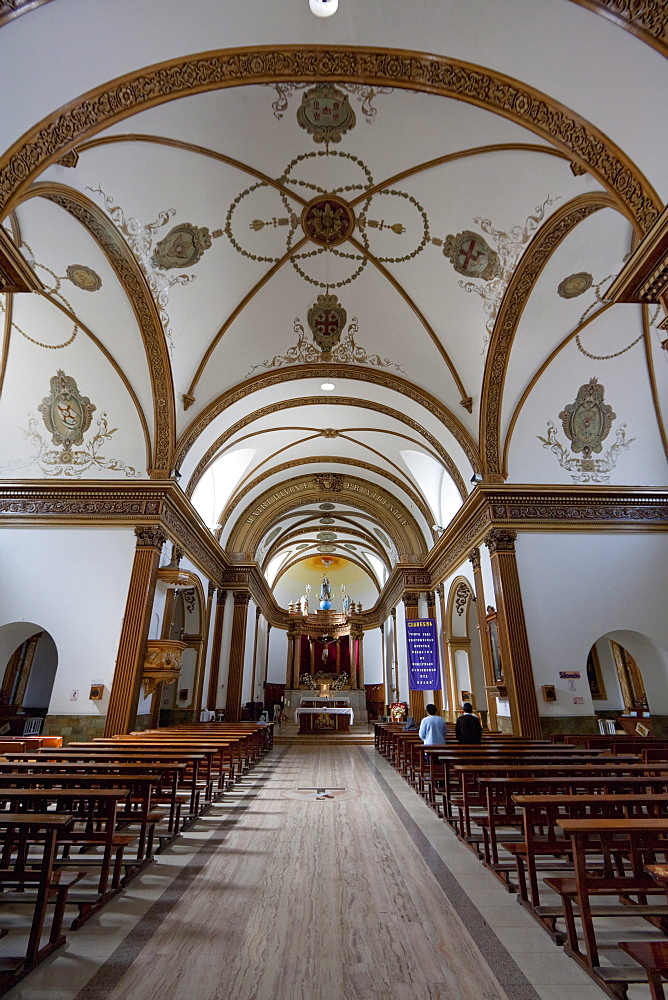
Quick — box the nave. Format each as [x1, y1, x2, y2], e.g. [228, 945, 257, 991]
[4, 744, 608, 1000]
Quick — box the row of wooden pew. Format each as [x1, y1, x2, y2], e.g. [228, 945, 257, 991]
[376, 722, 668, 999]
[0, 721, 273, 995]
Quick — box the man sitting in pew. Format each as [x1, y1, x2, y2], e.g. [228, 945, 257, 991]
[455, 703, 482, 745]
[419, 705, 447, 745]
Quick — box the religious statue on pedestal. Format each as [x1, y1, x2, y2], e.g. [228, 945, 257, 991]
[319, 575, 332, 610]
[341, 584, 350, 615]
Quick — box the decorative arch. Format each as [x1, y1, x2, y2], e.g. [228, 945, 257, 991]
[0, 46, 660, 235]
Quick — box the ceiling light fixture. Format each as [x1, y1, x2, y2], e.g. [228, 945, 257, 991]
[309, 0, 338, 17]
[320, 382, 335, 391]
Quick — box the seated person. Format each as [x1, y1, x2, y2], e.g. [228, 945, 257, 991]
[455, 702, 483, 744]
[418, 704, 447, 745]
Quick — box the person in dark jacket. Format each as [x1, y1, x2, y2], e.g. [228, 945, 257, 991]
[455, 702, 483, 744]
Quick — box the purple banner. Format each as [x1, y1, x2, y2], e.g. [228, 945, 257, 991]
[406, 619, 441, 690]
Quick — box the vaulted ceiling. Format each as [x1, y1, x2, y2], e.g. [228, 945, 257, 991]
[0, 0, 665, 601]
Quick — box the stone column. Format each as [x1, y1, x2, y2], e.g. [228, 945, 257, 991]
[484, 529, 541, 739]
[438, 584, 457, 722]
[380, 623, 389, 710]
[105, 526, 167, 737]
[348, 631, 358, 689]
[262, 623, 272, 699]
[425, 591, 443, 713]
[286, 628, 294, 689]
[357, 631, 365, 689]
[249, 607, 261, 704]
[194, 582, 215, 718]
[225, 591, 251, 722]
[292, 627, 302, 688]
[468, 547, 498, 731]
[206, 589, 227, 711]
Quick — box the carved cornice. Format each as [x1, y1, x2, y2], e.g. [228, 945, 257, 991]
[25, 185, 175, 476]
[0, 0, 53, 27]
[480, 194, 611, 478]
[0, 46, 660, 233]
[606, 205, 668, 304]
[176, 365, 479, 476]
[568, 0, 668, 55]
[0, 226, 43, 293]
[185, 395, 467, 501]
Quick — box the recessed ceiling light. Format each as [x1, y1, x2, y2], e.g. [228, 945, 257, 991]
[320, 382, 335, 391]
[309, 0, 338, 16]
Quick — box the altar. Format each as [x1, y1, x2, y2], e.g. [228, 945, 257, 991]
[294, 706, 354, 734]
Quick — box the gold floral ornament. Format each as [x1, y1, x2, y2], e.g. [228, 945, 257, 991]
[296, 83, 357, 145]
[442, 230, 503, 280]
[301, 195, 356, 247]
[38, 370, 94, 449]
[151, 223, 212, 270]
[308, 293, 346, 351]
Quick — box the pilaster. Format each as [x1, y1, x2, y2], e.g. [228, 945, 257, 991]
[484, 529, 541, 739]
[206, 589, 227, 710]
[468, 547, 498, 731]
[105, 526, 167, 736]
[225, 591, 251, 722]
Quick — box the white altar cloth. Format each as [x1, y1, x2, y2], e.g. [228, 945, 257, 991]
[294, 707, 354, 724]
[299, 696, 350, 706]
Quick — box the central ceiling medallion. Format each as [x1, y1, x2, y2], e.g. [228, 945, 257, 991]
[301, 195, 356, 247]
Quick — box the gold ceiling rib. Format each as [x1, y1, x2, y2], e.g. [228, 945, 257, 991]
[268, 527, 389, 571]
[77, 134, 311, 207]
[479, 192, 617, 479]
[37, 290, 153, 470]
[641, 303, 668, 459]
[0, 289, 11, 401]
[229, 471, 425, 558]
[274, 522, 387, 561]
[0, 0, 54, 29]
[176, 366, 479, 479]
[25, 183, 176, 476]
[333, 431, 435, 505]
[500, 302, 615, 477]
[184, 235, 309, 404]
[185, 396, 467, 501]
[217, 455, 434, 538]
[346, 234, 472, 409]
[0, 46, 660, 234]
[229, 432, 326, 497]
[349, 144, 571, 207]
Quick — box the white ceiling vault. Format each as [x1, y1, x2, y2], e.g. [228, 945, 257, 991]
[0, 0, 665, 599]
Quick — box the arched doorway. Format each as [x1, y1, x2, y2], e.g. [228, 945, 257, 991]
[0, 623, 58, 734]
[444, 578, 487, 727]
[585, 630, 668, 735]
[157, 582, 207, 726]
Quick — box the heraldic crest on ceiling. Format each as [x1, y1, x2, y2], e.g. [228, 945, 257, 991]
[296, 84, 357, 145]
[38, 370, 95, 449]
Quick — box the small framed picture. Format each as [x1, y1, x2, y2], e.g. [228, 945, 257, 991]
[89, 684, 104, 701]
[542, 684, 557, 703]
[178, 688, 188, 701]
[460, 690, 471, 704]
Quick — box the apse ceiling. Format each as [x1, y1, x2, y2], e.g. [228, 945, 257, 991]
[0, 1, 665, 599]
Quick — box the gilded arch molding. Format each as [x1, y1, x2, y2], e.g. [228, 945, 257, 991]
[185, 395, 468, 501]
[270, 524, 388, 569]
[229, 473, 426, 559]
[218, 455, 434, 537]
[176, 365, 480, 474]
[22, 183, 175, 475]
[480, 192, 618, 478]
[0, 46, 660, 234]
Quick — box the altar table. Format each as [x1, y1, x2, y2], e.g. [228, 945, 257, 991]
[294, 708, 354, 734]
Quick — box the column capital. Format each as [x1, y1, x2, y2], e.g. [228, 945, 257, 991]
[134, 525, 167, 550]
[403, 594, 419, 615]
[255, 606, 262, 621]
[391, 607, 397, 621]
[484, 528, 517, 554]
[436, 582, 444, 599]
[379, 622, 384, 635]
[267, 622, 272, 633]
[216, 588, 227, 605]
[233, 590, 251, 606]
[207, 581, 216, 599]
[468, 546, 481, 570]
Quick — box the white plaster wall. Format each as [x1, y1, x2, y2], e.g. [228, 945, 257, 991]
[363, 627, 383, 686]
[240, 602, 258, 706]
[396, 601, 409, 702]
[515, 532, 668, 718]
[266, 627, 287, 685]
[217, 590, 234, 710]
[0, 526, 136, 717]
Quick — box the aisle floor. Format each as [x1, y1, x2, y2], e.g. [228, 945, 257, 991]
[4, 746, 626, 1000]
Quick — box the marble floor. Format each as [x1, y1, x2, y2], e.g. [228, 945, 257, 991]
[2, 745, 656, 1000]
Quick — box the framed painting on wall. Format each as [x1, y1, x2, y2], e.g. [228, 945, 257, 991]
[586, 646, 607, 701]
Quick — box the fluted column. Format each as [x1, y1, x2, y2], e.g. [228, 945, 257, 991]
[484, 529, 541, 739]
[468, 547, 497, 731]
[225, 591, 251, 722]
[391, 608, 399, 700]
[249, 607, 261, 702]
[194, 582, 215, 717]
[404, 594, 424, 722]
[380, 623, 389, 709]
[357, 631, 365, 689]
[206, 589, 227, 710]
[105, 526, 167, 736]
[425, 591, 443, 713]
[262, 623, 272, 696]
